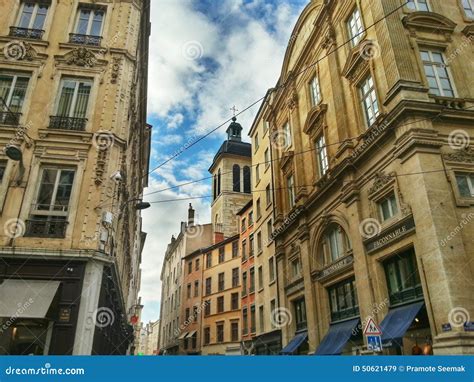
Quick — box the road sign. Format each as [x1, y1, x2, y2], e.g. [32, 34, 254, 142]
[364, 318, 382, 336]
[367, 335, 382, 352]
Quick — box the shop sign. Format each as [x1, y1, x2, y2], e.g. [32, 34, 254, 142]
[314, 254, 354, 280]
[59, 308, 71, 323]
[464, 321, 474, 332]
[441, 323, 452, 332]
[364, 216, 416, 254]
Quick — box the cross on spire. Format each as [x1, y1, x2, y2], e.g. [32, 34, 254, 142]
[230, 105, 239, 118]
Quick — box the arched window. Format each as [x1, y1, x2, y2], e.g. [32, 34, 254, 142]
[213, 175, 217, 200]
[233, 164, 241, 192]
[243, 166, 251, 194]
[318, 224, 351, 267]
[217, 169, 221, 196]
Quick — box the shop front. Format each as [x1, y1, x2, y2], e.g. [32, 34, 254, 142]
[254, 329, 282, 355]
[280, 297, 309, 355]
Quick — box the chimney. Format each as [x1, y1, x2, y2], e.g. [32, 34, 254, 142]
[214, 223, 224, 244]
[188, 203, 195, 226]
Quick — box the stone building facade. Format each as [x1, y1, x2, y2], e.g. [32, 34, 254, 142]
[267, 0, 473, 355]
[0, 0, 151, 355]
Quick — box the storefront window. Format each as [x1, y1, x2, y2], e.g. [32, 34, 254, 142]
[293, 298, 307, 331]
[0, 319, 51, 355]
[327, 278, 359, 322]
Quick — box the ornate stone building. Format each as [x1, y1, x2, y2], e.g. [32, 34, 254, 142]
[267, 0, 473, 355]
[0, 0, 151, 354]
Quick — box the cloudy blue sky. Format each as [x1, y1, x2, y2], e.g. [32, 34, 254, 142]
[140, 0, 308, 323]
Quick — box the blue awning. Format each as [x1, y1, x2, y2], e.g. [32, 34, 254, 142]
[280, 332, 308, 355]
[315, 318, 360, 355]
[380, 301, 424, 347]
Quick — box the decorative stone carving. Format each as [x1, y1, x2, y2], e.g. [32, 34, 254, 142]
[111, 57, 122, 84]
[3, 41, 37, 61]
[65, 47, 97, 67]
[443, 148, 474, 163]
[369, 171, 395, 195]
[95, 148, 108, 185]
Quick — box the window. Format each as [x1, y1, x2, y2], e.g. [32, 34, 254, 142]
[232, 268, 239, 288]
[315, 135, 329, 177]
[243, 166, 251, 193]
[232, 164, 240, 192]
[248, 211, 253, 226]
[216, 323, 224, 343]
[217, 169, 221, 196]
[0, 162, 6, 183]
[456, 173, 474, 197]
[256, 199, 262, 220]
[293, 298, 307, 331]
[270, 300, 277, 329]
[407, 0, 430, 11]
[188, 261, 192, 274]
[232, 241, 239, 258]
[256, 232, 262, 254]
[266, 185, 271, 207]
[328, 278, 360, 322]
[287, 175, 296, 209]
[205, 277, 212, 296]
[264, 149, 270, 169]
[231, 322, 239, 342]
[206, 253, 212, 268]
[283, 122, 292, 149]
[267, 219, 273, 243]
[420, 50, 454, 97]
[195, 258, 200, 271]
[231, 292, 239, 310]
[384, 249, 423, 305]
[378, 192, 399, 221]
[242, 239, 247, 261]
[259, 306, 265, 333]
[310, 75, 322, 106]
[73, 7, 105, 44]
[250, 305, 256, 333]
[15, 2, 49, 38]
[241, 218, 246, 233]
[323, 224, 351, 264]
[256, 164, 260, 184]
[204, 300, 211, 316]
[217, 296, 224, 313]
[242, 307, 248, 336]
[359, 75, 380, 127]
[242, 271, 247, 296]
[191, 333, 197, 349]
[249, 267, 255, 293]
[204, 327, 210, 345]
[263, 121, 269, 133]
[187, 284, 191, 299]
[291, 258, 302, 279]
[218, 247, 225, 263]
[185, 308, 190, 321]
[269, 257, 276, 282]
[347, 7, 364, 46]
[462, 0, 474, 18]
[255, 133, 259, 151]
[249, 235, 254, 257]
[218, 272, 225, 292]
[258, 266, 263, 290]
[194, 281, 199, 297]
[53, 78, 92, 130]
[0, 73, 30, 123]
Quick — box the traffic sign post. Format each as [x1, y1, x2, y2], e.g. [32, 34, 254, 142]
[367, 335, 383, 352]
[364, 318, 382, 353]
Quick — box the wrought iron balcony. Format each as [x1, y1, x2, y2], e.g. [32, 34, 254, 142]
[69, 33, 102, 46]
[49, 116, 87, 131]
[0, 111, 21, 126]
[25, 219, 68, 239]
[9, 26, 44, 40]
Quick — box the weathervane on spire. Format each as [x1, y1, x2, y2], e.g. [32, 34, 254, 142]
[230, 105, 239, 119]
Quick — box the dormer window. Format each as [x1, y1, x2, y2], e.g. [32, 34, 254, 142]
[70, 6, 105, 46]
[10, 2, 49, 39]
[406, 0, 430, 11]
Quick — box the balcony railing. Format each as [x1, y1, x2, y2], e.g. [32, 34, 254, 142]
[49, 116, 87, 131]
[25, 219, 68, 239]
[330, 306, 360, 323]
[69, 33, 102, 47]
[9, 26, 44, 40]
[0, 111, 21, 126]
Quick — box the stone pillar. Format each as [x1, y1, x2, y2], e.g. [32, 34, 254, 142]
[73, 260, 104, 355]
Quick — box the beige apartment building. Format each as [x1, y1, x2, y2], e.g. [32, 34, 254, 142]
[0, 0, 151, 355]
[265, 0, 473, 355]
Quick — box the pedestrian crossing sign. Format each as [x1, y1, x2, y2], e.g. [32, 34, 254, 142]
[363, 318, 382, 336]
